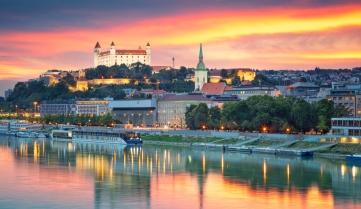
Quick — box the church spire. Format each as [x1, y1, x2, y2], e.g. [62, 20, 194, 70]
[196, 43, 206, 70]
[199, 43, 203, 62]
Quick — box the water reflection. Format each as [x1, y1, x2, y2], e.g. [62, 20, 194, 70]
[0, 137, 361, 209]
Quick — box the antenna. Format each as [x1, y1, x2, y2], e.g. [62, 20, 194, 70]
[172, 57, 175, 68]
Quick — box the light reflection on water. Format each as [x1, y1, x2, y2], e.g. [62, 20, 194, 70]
[0, 137, 360, 209]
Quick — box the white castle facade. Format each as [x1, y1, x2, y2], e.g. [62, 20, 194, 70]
[94, 41, 151, 67]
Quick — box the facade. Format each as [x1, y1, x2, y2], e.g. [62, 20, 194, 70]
[331, 117, 361, 136]
[194, 44, 208, 91]
[157, 94, 213, 128]
[94, 42, 151, 67]
[4, 89, 12, 99]
[39, 69, 68, 86]
[224, 86, 277, 100]
[109, 99, 156, 126]
[237, 69, 256, 81]
[327, 89, 361, 117]
[286, 82, 320, 97]
[40, 103, 75, 117]
[75, 100, 110, 116]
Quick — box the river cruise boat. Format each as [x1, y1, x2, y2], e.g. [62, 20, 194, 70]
[51, 127, 142, 145]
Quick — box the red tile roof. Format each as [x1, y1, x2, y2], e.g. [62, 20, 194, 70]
[201, 82, 226, 95]
[98, 49, 147, 56]
[116, 49, 146, 55]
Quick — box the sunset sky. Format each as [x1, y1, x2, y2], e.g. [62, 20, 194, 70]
[1, 0, 361, 80]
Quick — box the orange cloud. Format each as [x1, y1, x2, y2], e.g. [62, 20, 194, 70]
[0, 4, 361, 79]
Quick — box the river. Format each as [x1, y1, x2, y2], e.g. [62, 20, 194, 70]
[0, 137, 360, 209]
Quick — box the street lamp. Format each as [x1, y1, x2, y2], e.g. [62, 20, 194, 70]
[286, 128, 291, 133]
[262, 126, 268, 133]
[33, 101, 38, 113]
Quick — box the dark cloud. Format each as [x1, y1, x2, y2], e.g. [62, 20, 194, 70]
[0, 0, 360, 31]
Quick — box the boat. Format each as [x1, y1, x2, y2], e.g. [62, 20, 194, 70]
[0, 120, 10, 135]
[15, 131, 46, 139]
[51, 127, 142, 145]
[346, 154, 361, 165]
[72, 128, 142, 145]
[50, 129, 73, 142]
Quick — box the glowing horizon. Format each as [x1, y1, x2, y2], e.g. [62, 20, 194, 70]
[0, 1, 361, 80]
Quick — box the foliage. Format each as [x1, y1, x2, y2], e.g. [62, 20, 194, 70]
[41, 113, 114, 126]
[186, 96, 348, 133]
[185, 104, 221, 130]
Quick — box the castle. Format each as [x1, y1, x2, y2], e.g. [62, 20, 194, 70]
[94, 41, 151, 67]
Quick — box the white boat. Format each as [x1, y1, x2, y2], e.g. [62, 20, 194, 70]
[72, 128, 142, 145]
[50, 129, 73, 142]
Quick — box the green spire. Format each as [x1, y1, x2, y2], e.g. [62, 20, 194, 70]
[196, 43, 206, 71]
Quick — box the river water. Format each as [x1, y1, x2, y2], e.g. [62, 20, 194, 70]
[0, 137, 360, 209]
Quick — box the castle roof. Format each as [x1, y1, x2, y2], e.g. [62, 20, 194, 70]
[94, 42, 101, 48]
[98, 49, 147, 56]
[111, 41, 115, 46]
[146, 42, 150, 46]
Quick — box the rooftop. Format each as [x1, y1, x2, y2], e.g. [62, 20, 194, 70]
[201, 82, 226, 95]
[160, 93, 210, 101]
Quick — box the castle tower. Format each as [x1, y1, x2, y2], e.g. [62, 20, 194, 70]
[194, 43, 208, 91]
[144, 42, 151, 65]
[94, 42, 101, 67]
[110, 41, 116, 66]
[146, 42, 151, 65]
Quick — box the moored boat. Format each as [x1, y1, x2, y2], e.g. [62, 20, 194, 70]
[346, 154, 361, 165]
[50, 127, 142, 145]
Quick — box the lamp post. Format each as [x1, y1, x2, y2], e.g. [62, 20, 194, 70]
[33, 101, 38, 113]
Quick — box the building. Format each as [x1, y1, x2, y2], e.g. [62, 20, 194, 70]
[75, 100, 110, 116]
[331, 117, 361, 136]
[208, 70, 222, 84]
[237, 69, 256, 81]
[224, 86, 277, 100]
[194, 44, 208, 91]
[94, 42, 151, 67]
[286, 82, 320, 97]
[327, 89, 361, 116]
[157, 94, 213, 128]
[40, 103, 75, 117]
[201, 82, 226, 95]
[39, 69, 68, 86]
[151, 66, 172, 74]
[109, 99, 156, 126]
[4, 89, 12, 99]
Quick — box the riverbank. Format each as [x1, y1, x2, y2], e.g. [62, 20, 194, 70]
[142, 134, 361, 159]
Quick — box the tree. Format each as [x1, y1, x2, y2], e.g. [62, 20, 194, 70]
[290, 99, 317, 132]
[208, 106, 221, 129]
[185, 104, 197, 129]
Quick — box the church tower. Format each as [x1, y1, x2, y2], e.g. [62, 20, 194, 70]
[194, 43, 208, 91]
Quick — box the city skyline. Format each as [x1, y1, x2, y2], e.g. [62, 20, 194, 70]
[1, 0, 361, 80]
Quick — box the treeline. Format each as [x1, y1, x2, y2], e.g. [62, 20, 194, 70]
[85, 63, 152, 80]
[41, 113, 115, 126]
[0, 113, 116, 126]
[86, 64, 195, 92]
[6, 80, 127, 110]
[186, 96, 348, 133]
